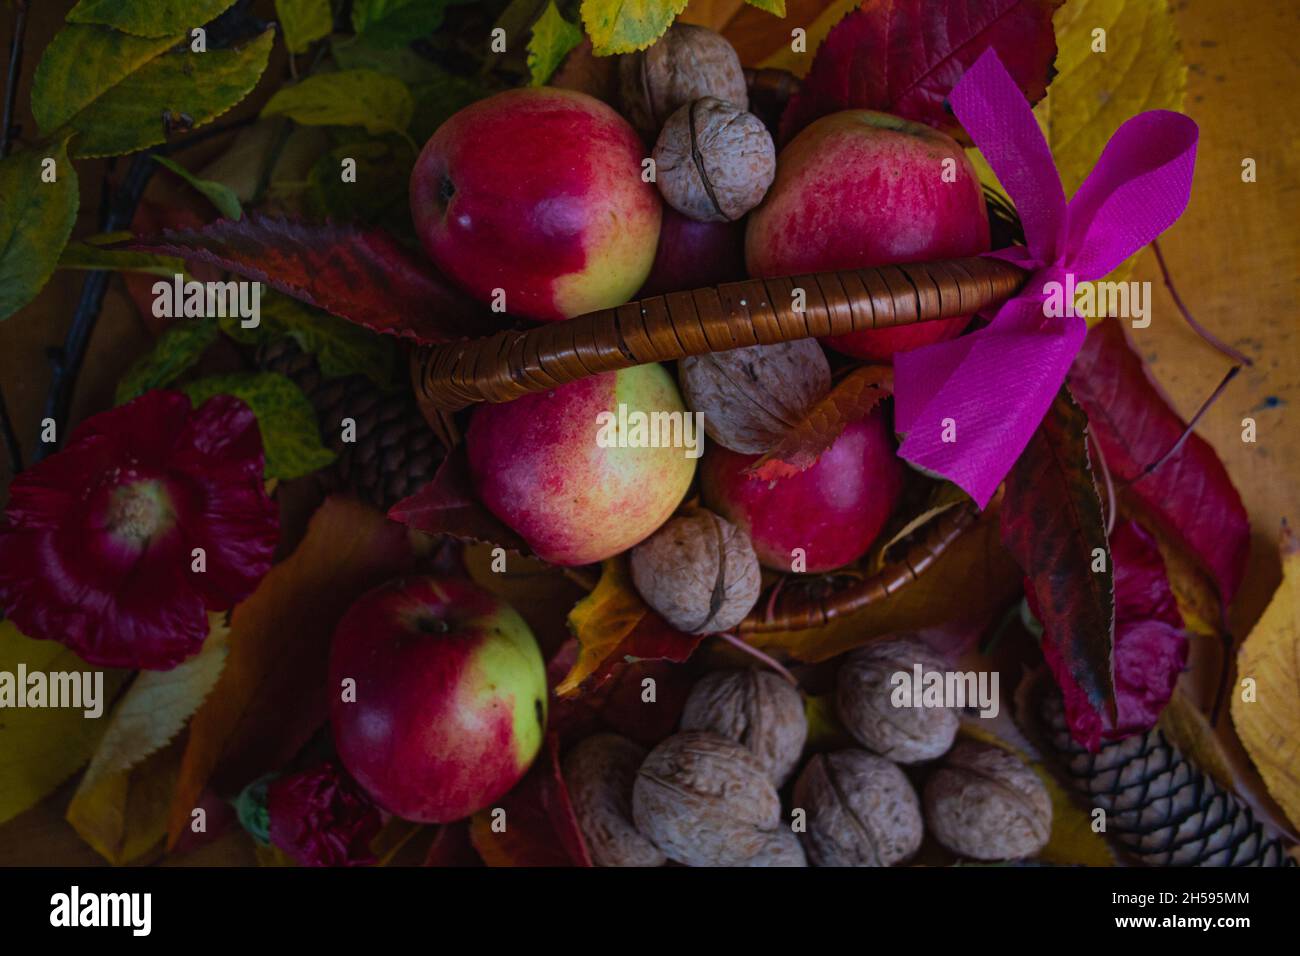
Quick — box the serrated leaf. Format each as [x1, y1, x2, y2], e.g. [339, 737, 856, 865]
[262, 69, 414, 137]
[153, 155, 243, 221]
[63, 29, 275, 159]
[528, 2, 583, 87]
[115, 317, 220, 404]
[1000, 388, 1115, 734]
[65, 739, 183, 865]
[0, 621, 130, 825]
[58, 242, 185, 278]
[128, 214, 497, 344]
[78, 616, 230, 791]
[743, 0, 785, 14]
[275, 0, 334, 54]
[581, 0, 690, 56]
[68, 0, 238, 38]
[182, 372, 335, 479]
[351, 0, 464, 46]
[31, 26, 181, 134]
[0, 142, 80, 321]
[221, 290, 398, 388]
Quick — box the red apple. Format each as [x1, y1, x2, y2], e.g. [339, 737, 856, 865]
[700, 410, 903, 572]
[329, 576, 547, 823]
[411, 88, 661, 322]
[466, 363, 696, 567]
[745, 111, 989, 361]
[637, 206, 746, 298]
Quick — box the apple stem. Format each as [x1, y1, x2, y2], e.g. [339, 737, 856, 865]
[714, 630, 800, 688]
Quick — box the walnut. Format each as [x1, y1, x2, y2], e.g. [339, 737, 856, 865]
[835, 637, 960, 763]
[619, 23, 748, 140]
[630, 509, 761, 634]
[679, 340, 830, 454]
[652, 97, 775, 222]
[924, 741, 1052, 861]
[632, 731, 781, 866]
[679, 668, 807, 785]
[741, 828, 807, 867]
[793, 750, 923, 867]
[563, 734, 666, 867]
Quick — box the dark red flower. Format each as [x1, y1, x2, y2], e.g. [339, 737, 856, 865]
[267, 761, 383, 867]
[1042, 519, 1188, 751]
[0, 390, 278, 669]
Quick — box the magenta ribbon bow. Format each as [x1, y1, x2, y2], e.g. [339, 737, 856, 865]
[893, 49, 1198, 508]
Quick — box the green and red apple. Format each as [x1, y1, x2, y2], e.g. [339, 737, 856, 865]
[411, 88, 661, 322]
[329, 576, 547, 823]
[466, 363, 696, 567]
[746, 110, 989, 361]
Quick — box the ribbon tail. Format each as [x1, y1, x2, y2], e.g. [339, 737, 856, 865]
[895, 305, 1087, 508]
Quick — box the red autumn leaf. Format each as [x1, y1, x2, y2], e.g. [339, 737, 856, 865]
[1067, 318, 1249, 605]
[1001, 388, 1115, 723]
[1041, 519, 1188, 752]
[125, 198, 224, 335]
[746, 365, 893, 480]
[779, 0, 1062, 144]
[388, 447, 532, 555]
[168, 497, 418, 845]
[469, 733, 592, 867]
[129, 214, 501, 344]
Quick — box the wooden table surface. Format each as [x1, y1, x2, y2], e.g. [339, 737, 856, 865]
[1, 0, 1296, 865]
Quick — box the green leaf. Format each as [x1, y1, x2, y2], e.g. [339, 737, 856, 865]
[580, 0, 688, 55]
[331, 34, 441, 84]
[153, 155, 243, 220]
[262, 70, 414, 137]
[528, 2, 582, 87]
[61, 29, 276, 159]
[743, 0, 785, 13]
[0, 621, 130, 826]
[116, 317, 220, 404]
[31, 26, 181, 134]
[221, 291, 398, 388]
[275, 0, 335, 54]
[59, 242, 185, 277]
[306, 139, 413, 225]
[182, 372, 336, 479]
[0, 143, 80, 321]
[67, 0, 238, 38]
[351, 0, 466, 47]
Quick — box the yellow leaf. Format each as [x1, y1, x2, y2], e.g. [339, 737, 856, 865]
[581, 0, 691, 56]
[959, 722, 1114, 866]
[65, 738, 183, 866]
[803, 692, 852, 752]
[558, 557, 647, 696]
[0, 622, 129, 825]
[758, 0, 859, 76]
[867, 482, 969, 574]
[1231, 524, 1300, 830]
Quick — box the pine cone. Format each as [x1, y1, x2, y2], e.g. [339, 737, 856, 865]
[1039, 694, 1293, 867]
[256, 338, 443, 510]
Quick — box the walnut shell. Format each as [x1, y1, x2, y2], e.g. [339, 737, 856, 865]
[563, 734, 666, 867]
[630, 510, 761, 634]
[632, 731, 781, 866]
[923, 741, 1052, 861]
[741, 828, 807, 867]
[618, 24, 748, 140]
[679, 668, 807, 785]
[652, 97, 775, 222]
[835, 637, 960, 763]
[793, 750, 923, 867]
[679, 339, 830, 454]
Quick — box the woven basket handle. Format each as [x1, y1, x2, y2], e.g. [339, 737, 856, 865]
[412, 256, 1026, 411]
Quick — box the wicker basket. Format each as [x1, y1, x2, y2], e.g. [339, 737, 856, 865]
[408, 68, 1031, 644]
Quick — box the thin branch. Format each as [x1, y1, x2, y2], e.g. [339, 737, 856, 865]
[1152, 238, 1253, 367]
[1121, 365, 1241, 486]
[714, 630, 799, 688]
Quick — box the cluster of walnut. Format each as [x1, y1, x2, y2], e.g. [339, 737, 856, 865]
[564, 641, 1053, 867]
[620, 24, 775, 222]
